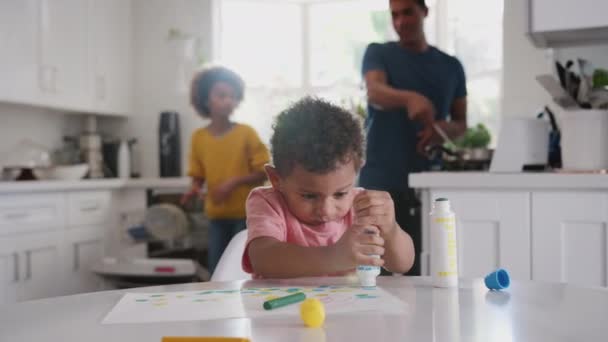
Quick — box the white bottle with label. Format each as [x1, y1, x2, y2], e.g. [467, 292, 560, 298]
[430, 198, 458, 288]
[356, 229, 381, 287]
[117, 140, 131, 179]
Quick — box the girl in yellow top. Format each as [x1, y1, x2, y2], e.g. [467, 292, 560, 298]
[183, 66, 270, 275]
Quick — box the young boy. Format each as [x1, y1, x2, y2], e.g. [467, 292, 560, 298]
[184, 65, 270, 275]
[243, 97, 415, 278]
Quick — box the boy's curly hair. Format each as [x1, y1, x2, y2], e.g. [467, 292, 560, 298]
[190, 65, 244, 117]
[271, 97, 365, 176]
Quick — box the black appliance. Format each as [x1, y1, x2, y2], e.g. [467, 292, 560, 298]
[159, 111, 181, 177]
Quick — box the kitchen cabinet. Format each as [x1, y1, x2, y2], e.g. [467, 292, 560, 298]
[0, 0, 40, 105]
[16, 232, 63, 301]
[89, 0, 132, 115]
[64, 226, 105, 295]
[0, 248, 20, 304]
[0, 193, 65, 236]
[528, 0, 608, 47]
[425, 191, 531, 281]
[0, 232, 63, 303]
[38, 0, 90, 111]
[532, 192, 608, 287]
[412, 172, 608, 288]
[0, 0, 132, 115]
[530, 0, 608, 33]
[0, 189, 113, 304]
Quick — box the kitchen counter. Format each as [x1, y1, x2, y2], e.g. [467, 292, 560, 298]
[0, 177, 190, 194]
[410, 171, 608, 190]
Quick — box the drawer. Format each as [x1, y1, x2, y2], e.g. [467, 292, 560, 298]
[67, 191, 112, 227]
[0, 193, 66, 235]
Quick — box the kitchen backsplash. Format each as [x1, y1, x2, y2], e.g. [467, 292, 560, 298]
[0, 103, 82, 163]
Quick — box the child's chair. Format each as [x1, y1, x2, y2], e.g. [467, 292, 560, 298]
[210, 230, 251, 282]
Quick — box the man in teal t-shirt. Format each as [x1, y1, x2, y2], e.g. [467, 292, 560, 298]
[360, 0, 468, 275]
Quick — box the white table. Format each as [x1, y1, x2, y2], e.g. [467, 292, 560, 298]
[1, 276, 607, 341]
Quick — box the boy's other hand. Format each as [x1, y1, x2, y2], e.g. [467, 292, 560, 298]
[353, 190, 399, 241]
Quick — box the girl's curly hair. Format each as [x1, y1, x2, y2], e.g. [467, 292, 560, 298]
[190, 65, 244, 117]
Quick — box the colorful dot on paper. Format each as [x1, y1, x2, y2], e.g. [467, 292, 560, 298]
[355, 294, 378, 299]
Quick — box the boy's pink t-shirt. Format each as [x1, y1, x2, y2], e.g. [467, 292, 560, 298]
[242, 186, 361, 275]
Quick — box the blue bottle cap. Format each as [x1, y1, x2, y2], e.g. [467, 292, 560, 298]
[485, 268, 510, 290]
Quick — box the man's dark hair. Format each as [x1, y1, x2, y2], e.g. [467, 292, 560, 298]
[190, 65, 244, 117]
[416, 0, 427, 9]
[392, 0, 427, 10]
[270, 97, 365, 177]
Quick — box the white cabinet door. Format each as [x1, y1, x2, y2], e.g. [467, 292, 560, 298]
[89, 0, 132, 115]
[39, 0, 89, 111]
[0, 247, 20, 304]
[428, 191, 531, 280]
[531, 0, 608, 32]
[0, 0, 40, 105]
[64, 226, 105, 295]
[532, 192, 608, 287]
[17, 232, 63, 301]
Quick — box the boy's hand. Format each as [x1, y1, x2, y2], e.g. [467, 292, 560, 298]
[353, 190, 399, 241]
[211, 179, 238, 204]
[332, 225, 385, 270]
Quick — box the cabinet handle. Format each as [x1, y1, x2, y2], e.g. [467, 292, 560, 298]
[13, 253, 20, 283]
[51, 67, 58, 93]
[96, 75, 106, 101]
[80, 203, 100, 212]
[38, 66, 46, 91]
[73, 244, 80, 271]
[3, 212, 29, 221]
[24, 251, 31, 281]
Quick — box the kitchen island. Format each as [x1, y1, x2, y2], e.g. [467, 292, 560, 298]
[410, 172, 608, 288]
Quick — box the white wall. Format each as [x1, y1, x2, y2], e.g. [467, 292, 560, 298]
[501, 0, 552, 118]
[0, 103, 81, 164]
[101, 0, 213, 178]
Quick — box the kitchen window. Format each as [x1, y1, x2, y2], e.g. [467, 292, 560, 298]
[213, 0, 503, 144]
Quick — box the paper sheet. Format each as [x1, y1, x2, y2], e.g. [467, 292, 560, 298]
[102, 285, 405, 324]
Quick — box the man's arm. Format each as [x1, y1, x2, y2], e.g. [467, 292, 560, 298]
[365, 70, 435, 124]
[434, 97, 467, 141]
[366, 70, 438, 153]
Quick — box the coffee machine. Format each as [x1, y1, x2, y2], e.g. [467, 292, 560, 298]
[159, 111, 181, 177]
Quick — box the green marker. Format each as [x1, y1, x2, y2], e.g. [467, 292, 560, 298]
[263, 292, 306, 310]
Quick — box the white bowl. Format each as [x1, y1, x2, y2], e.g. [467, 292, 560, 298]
[34, 164, 89, 180]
